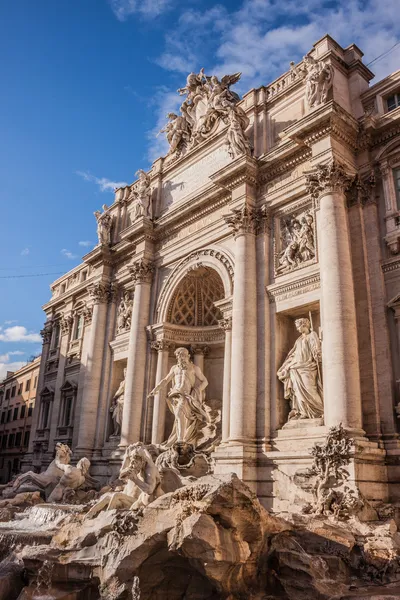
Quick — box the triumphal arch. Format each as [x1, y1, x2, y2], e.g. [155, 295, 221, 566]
[25, 35, 400, 512]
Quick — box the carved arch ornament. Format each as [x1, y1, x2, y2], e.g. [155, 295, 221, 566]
[156, 247, 234, 323]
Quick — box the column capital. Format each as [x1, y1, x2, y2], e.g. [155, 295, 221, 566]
[88, 282, 111, 304]
[191, 345, 210, 357]
[305, 160, 355, 202]
[129, 259, 155, 285]
[223, 204, 261, 238]
[81, 304, 93, 325]
[346, 175, 377, 208]
[60, 314, 74, 335]
[150, 340, 172, 352]
[40, 323, 53, 344]
[218, 317, 232, 331]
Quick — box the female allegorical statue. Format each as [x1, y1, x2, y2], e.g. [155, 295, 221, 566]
[277, 317, 324, 421]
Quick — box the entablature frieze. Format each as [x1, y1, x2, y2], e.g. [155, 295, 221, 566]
[267, 270, 321, 304]
[147, 323, 225, 346]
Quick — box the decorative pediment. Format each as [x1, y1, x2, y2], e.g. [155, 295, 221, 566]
[40, 385, 55, 399]
[60, 380, 78, 393]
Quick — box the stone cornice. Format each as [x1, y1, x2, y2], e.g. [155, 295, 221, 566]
[210, 155, 259, 191]
[259, 147, 312, 184]
[82, 245, 115, 268]
[119, 216, 156, 244]
[148, 323, 224, 345]
[267, 271, 320, 303]
[382, 257, 400, 274]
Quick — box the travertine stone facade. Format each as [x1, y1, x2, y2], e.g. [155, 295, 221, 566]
[23, 35, 400, 510]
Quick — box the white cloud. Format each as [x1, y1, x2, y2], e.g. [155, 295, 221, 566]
[78, 240, 93, 247]
[76, 171, 128, 193]
[0, 326, 41, 343]
[61, 249, 78, 260]
[20, 247, 30, 256]
[108, 0, 172, 20]
[155, 0, 400, 92]
[4, 320, 17, 325]
[9, 350, 25, 356]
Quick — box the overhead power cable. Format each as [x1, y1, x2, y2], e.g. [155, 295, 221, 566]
[366, 40, 400, 67]
[0, 272, 65, 279]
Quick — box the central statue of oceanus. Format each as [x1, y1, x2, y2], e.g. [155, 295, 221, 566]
[148, 347, 219, 449]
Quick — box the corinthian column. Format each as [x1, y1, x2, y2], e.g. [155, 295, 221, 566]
[306, 161, 363, 432]
[150, 340, 171, 445]
[120, 259, 154, 447]
[224, 205, 258, 443]
[76, 283, 110, 455]
[218, 318, 232, 442]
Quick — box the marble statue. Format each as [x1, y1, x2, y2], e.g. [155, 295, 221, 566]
[148, 347, 218, 449]
[47, 457, 91, 503]
[85, 443, 162, 518]
[276, 212, 315, 274]
[116, 292, 133, 334]
[159, 69, 249, 157]
[277, 318, 324, 421]
[110, 369, 126, 436]
[132, 169, 152, 219]
[303, 55, 334, 109]
[5, 443, 72, 499]
[94, 205, 112, 246]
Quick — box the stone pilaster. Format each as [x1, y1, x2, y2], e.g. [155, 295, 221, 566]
[150, 340, 171, 445]
[306, 160, 363, 433]
[120, 259, 154, 447]
[48, 317, 71, 451]
[75, 282, 111, 456]
[218, 318, 232, 442]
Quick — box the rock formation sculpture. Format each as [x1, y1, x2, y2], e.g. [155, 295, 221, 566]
[148, 347, 219, 449]
[277, 317, 324, 421]
[94, 204, 112, 246]
[159, 69, 250, 158]
[110, 369, 126, 436]
[2, 443, 72, 499]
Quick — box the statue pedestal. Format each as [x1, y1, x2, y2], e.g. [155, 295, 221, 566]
[282, 418, 324, 430]
[212, 442, 258, 493]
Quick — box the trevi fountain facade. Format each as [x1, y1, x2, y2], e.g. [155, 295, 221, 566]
[1, 35, 400, 599]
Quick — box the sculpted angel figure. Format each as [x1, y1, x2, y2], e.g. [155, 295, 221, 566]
[148, 347, 217, 449]
[47, 457, 91, 503]
[110, 368, 126, 436]
[277, 318, 324, 421]
[85, 443, 162, 518]
[94, 207, 112, 246]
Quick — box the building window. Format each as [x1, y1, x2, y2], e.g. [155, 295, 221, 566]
[81, 270, 88, 282]
[61, 283, 66, 294]
[13, 407, 18, 421]
[6, 410, 11, 423]
[8, 433, 15, 448]
[59, 382, 77, 428]
[387, 92, 400, 112]
[15, 432, 22, 447]
[5, 389, 10, 401]
[11, 386, 16, 398]
[52, 322, 60, 350]
[20, 405, 26, 419]
[1, 436, 7, 449]
[393, 168, 400, 210]
[23, 431, 30, 447]
[18, 384, 22, 395]
[25, 380, 31, 392]
[0, 412, 5, 424]
[73, 314, 84, 340]
[34, 376, 38, 389]
[28, 404, 33, 417]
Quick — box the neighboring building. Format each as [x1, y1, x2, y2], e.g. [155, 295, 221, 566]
[23, 35, 400, 510]
[0, 356, 40, 483]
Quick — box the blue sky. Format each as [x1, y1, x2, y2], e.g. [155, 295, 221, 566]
[0, 0, 399, 378]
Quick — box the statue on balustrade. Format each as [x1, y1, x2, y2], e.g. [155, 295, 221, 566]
[94, 204, 112, 246]
[277, 317, 324, 422]
[110, 369, 126, 437]
[148, 347, 218, 449]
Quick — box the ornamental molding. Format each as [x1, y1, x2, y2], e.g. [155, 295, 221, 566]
[267, 272, 320, 304]
[60, 315, 74, 335]
[156, 247, 235, 323]
[223, 204, 266, 237]
[129, 259, 155, 285]
[88, 282, 112, 304]
[382, 257, 400, 274]
[150, 323, 224, 345]
[346, 175, 376, 208]
[259, 148, 312, 185]
[40, 323, 53, 344]
[305, 160, 355, 200]
[150, 340, 173, 352]
[218, 317, 232, 331]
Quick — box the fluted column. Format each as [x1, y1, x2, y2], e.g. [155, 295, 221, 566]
[224, 205, 258, 443]
[120, 259, 154, 447]
[218, 318, 232, 442]
[150, 340, 171, 445]
[306, 161, 363, 431]
[76, 283, 110, 454]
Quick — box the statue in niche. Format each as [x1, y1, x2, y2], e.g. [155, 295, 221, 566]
[131, 170, 152, 219]
[148, 347, 218, 449]
[303, 54, 334, 109]
[277, 317, 323, 422]
[110, 368, 126, 437]
[276, 212, 315, 274]
[94, 205, 112, 246]
[117, 291, 133, 334]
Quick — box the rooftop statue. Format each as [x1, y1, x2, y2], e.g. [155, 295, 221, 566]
[159, 69, 250, 158]
[94, 204, 112, 246]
